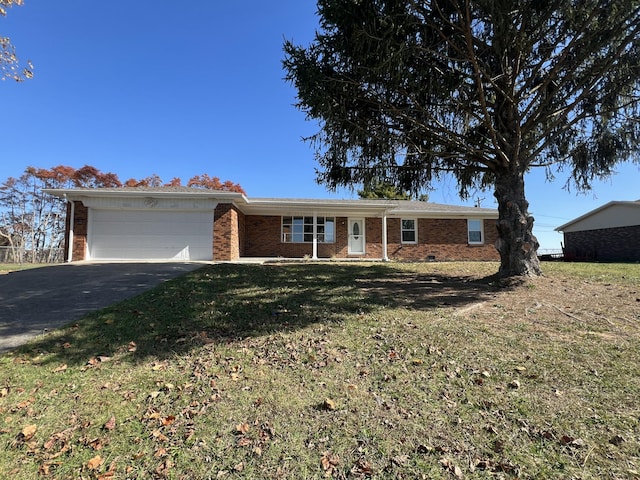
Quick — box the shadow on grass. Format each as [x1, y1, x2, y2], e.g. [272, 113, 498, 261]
[10, 263, 505, 366]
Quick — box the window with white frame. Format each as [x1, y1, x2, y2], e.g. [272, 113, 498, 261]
[401, 219, 417, 244]
[282, 216, 335, 243]
[467, 219, 484, 244]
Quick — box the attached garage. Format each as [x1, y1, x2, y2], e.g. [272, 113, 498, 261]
[89, 209, 214, 261]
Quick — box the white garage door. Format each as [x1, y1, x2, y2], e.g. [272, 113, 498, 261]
[89, 209, 213, 261]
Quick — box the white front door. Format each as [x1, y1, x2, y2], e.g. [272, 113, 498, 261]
[348, 218, 365, 255]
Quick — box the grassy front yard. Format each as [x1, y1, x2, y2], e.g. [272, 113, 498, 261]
[0, 263, 51, 273]
[1, 262, 639, 479]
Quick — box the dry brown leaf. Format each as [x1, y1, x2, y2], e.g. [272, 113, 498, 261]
[322, 398, 337, 411]
[53, 364, 67, 373]
[161, 415, 176, 426]
[15, 397, 34, 409]
[237, 437, 252, 447]
[103, 416, 116, 431]
[236, 422, 250, 434]
[151, 429, 169, 442]
[321, 452, 340, 470]
[20, 424, 37, 441]
[87, 455, 104, 470]
[154, 447, 168, 458]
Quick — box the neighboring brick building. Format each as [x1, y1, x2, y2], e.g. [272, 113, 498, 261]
[45, 187, 500, 263]
[556, 200, 640, 262]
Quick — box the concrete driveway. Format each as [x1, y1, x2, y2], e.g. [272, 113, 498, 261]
[0, 262, 203, 353]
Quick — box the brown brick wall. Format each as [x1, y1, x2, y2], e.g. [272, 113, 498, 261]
[564, 225, 640, 261]
[69, 201, 88, 261]
[214, 204, 242, 261]
[386, 218, 499, 261]
[242, 215, 498, 261]
[244, 215, 342, 258]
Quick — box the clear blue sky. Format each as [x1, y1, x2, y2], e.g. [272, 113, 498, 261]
[2, 1, 638, 250]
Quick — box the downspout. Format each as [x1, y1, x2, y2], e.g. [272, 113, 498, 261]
[382, 210, 389, 261]
[66, 195, 75, 263]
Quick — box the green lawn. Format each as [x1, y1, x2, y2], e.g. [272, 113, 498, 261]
[1, 261, 638, 479]
[0, 263, 52, 273]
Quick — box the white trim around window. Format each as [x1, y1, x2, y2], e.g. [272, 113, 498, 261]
[467, 219, 484, 244]
[281, 216, 335, 243]
[401, 218, 418, 244]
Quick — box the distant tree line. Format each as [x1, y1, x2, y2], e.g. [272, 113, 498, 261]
[0, 165, 245, 263]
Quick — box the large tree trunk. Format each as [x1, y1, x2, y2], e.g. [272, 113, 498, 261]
[493, 169, 542, 278]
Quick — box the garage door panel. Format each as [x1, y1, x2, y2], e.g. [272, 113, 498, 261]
[90, 210, 213, 261]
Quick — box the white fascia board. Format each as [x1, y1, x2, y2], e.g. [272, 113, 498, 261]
[43, 188, 246, 201]
[239, 198, 393, 217]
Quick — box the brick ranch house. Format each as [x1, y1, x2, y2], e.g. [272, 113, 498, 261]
[45, 187, 500, 263]
[555, 199, 640, 262]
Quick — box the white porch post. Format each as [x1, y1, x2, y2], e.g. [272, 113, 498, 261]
[67, 197, 75, 262]
[312, 212, 318, 260]
[382, 211, 389, 261]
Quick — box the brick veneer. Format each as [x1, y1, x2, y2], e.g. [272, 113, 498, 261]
[563, 225, 640, 261]
[214, 204, 244, 261]
[242, 213, 499, 261]
[386, 218, 499, 261]
[67, 201, 88, 261]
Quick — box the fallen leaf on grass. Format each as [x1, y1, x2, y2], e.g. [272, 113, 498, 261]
[15, 397, 34, 409]
[560, 435, 585, 447]
[18, 424, 37, 442]
[322, 398, 337, 411]
[151, 429, 169, 442]
[321, 452, 340, 473]
[103, 416, 116, 431]
[440, 457, 463, 478]
[235, 422, 250, 434]
[351, 458, 374, 476]
[155, 458, 174, 476]
[154, 447, 168, 458]
[162, 415, 176, 426]
[87, 455, 104, 470]
[53, 364, 67, 373]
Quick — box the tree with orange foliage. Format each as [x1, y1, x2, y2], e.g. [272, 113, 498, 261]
[187, 174, 246, 194]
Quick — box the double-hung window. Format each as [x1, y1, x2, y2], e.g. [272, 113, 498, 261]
[401, 219, 417, 244]
[467, 219, 484, 244]
[282, 216, 335, 243]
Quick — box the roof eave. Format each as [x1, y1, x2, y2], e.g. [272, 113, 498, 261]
[43, 188, 248, 202]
